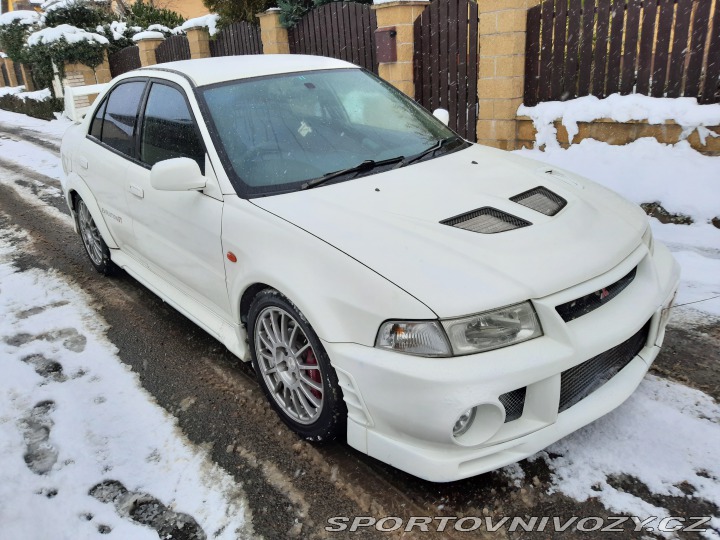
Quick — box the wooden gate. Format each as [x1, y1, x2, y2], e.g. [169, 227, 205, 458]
[210, 21, 263, 56]
[288, 2, 378, 74]
[155, 35, 191, 64]
[109, 46, 141, 78]
[413, 0, 479, 141]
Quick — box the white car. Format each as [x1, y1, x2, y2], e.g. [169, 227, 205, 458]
[60, 55, 680, 482]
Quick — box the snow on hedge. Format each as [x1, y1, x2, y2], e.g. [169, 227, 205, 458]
[0, 10, 40, 26]
[0, 86, 52, 102]
[180, 13, 219, 36]
[27, 24, 109, 46]
[96, 21, 141, 41]
[519, 94, 720, 149]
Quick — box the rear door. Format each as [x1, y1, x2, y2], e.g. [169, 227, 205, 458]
[79, 79, 147, 248]
[123, 80, 231, 319]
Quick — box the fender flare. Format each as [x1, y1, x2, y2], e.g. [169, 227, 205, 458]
[64, 172, 119, 249]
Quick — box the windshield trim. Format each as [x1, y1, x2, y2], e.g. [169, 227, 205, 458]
[194, 68, 470, 199]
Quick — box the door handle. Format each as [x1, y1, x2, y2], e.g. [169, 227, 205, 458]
[129, 184, 144, 198]
[78, 156, 88, 169]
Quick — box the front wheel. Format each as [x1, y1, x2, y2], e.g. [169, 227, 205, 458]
[77, 198, 114, 275]
[248, 290, 346, 442]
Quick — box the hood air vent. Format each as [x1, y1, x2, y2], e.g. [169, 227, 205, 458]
[510, 186, 567, 216]
[441, 207, 531, 234]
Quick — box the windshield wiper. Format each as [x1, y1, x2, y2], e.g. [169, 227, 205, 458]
[301, 156, 404, 190]
[392, 136, 460, 169]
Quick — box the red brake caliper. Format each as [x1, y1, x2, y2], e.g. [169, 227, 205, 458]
[305, 349, 322, 399]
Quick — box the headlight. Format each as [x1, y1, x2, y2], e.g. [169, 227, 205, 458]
[441, 301, 543, 355]
[642, 226, 654, 255]
[375, 321, 452, 357]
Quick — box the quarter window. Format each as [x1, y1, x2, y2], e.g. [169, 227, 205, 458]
[94, 81, 145, 157]
[140, 83, 204, 171]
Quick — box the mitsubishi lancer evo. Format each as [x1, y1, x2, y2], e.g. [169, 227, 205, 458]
[60, 55, 680, 482]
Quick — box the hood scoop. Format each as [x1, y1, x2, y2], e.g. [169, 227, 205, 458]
[510, 186, 567, 216]
[441, 207, 531, 234]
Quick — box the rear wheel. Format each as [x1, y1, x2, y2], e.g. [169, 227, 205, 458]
[77, 198, 114, 275]
[248, 290, 346, 442]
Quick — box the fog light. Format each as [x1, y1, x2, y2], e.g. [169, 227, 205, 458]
[453, 407, 476, 437]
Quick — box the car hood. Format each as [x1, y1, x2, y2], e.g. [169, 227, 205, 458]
[252, 144, 648, 317]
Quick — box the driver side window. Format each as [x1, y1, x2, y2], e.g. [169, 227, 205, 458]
[139, 83, 205, 173]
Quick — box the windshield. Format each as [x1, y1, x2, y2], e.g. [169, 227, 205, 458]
[199, 69, 463, 197]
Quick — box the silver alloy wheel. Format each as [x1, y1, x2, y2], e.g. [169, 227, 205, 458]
[78, 201, 104, 266]
[254, 306, 324, 425]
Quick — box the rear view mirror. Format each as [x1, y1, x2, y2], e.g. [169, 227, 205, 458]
[433, 108, 450, 126]
[150, 158, 206, 191]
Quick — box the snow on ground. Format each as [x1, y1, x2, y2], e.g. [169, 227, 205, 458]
[515, 138, 720, 319]
[0, 225, 250, 539]
[0, 107, 72, 142]
[535, 375, 720, 538]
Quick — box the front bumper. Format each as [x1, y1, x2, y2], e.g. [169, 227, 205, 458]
[325, 242, 680, 482]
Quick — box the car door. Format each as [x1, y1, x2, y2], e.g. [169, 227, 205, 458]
[123, 80, 231, 319]
[79, 79, 147, 248]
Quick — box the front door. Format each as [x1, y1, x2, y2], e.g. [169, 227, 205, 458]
[124, 81, 231, 319]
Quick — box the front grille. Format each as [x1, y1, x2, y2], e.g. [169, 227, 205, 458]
[556, 267, 637, 323]
[499, 387, 526, 422]
[441, 207, 531, 234]
[558, 322, 650, 413]
[510, 186, 567, 216]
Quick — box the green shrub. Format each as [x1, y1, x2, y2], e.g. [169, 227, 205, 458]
[0, 93, 64, 121]
[125, 0, 185, 29]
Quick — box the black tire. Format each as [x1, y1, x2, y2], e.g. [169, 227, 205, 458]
[248, 289, 346, 442]
[76, 197, 114, 276]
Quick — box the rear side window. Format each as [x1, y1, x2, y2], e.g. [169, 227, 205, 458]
[95, 81, 146, 157]
[140, 83, 204, 171]
[89, 98, 107, 140]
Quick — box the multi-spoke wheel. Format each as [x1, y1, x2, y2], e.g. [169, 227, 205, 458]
[248, 290, 346, 441]
[76, 198, 114, 275]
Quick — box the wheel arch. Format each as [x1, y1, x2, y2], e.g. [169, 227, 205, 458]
[64, 172, 119, 249]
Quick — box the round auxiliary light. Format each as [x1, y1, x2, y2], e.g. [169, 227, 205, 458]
[453, 407, 477, 437]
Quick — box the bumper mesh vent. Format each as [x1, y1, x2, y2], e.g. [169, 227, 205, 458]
[499, 387, 526, 422]
[441, 207, 531, 234]
[556, 267, 637, 323]
[559, 321, 650, 413]
[510, 186, 567, 216]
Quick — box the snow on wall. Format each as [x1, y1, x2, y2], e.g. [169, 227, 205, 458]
[518, 94, 720, 149]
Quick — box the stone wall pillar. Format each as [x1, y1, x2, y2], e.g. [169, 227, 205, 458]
[186, 27, 211, 59]
[372, 1, 428, 98]
[257, 8, 290, 54]
[476, 0, 541, 149]
[136, 35, 165, 67]
[3, 57, 19, 87]
[63, 51, 113, 107]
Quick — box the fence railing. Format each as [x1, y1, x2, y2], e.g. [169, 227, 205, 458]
[109, 46, 141, 78]
[210, 21, 263, 57]
[155, 35, 191, 64]
[525, 0, 720, 106]
[288, 2, 378, 74]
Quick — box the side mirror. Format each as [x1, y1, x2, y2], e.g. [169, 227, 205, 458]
[150, 158, 206, 191]
[433, 108, 450, 126]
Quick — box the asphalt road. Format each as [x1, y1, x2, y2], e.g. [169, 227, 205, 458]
[1, 123, 717, 539]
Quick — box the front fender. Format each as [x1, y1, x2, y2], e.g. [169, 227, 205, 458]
[222, 197, 437, 346]
[63, 171, 119, 249]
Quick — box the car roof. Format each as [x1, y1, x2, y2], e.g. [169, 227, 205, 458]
[140, 54, 358, 87]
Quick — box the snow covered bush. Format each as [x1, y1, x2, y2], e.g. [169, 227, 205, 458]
[0, 10, 40, 61]
[0, 88, 63, 120]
